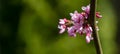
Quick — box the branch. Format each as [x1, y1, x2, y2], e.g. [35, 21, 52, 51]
[88, 0, 103, 54]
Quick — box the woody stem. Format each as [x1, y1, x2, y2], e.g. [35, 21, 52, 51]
[88, 0, 103, 54]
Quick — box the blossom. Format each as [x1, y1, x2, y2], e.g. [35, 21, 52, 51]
[78, 27, 84, 35]
[59, 18, 68, 24]
[84, 25, 93, 43]
[82, 4, 90, 14]
[58, 4, 102, 43]
[81, 12, 88, 19]
[67, 26, 77, 37]
[86, 34, 93, 43]
[70, 11, 83, 23]
[96, 12, 102, 18]
[81, 5, 102, 18]
[58, 18, 68, 34]
[58, 25, 66, 34]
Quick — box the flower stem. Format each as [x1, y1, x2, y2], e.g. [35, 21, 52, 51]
[88, 0, 103, 54]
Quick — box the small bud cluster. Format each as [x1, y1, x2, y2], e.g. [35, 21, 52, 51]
[58, 4, 102, 43]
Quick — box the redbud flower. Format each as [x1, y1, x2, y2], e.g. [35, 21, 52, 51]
[58, 25, 66, 34]
[82, 4, 90, 14]
[67, 26, 77, 37]
[84, 24, 93, 43]
[59, 18, 67, 24]
[96, 12, 102, 18]
[58, 4, 102, 43]
[70, 11, 83, 23]
[58, 18, 69, 34]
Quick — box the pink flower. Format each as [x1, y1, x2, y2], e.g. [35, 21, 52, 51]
[58, 4, 102, 43]
[84, 24, 93, 34]
[67, 26, 77, 37]
[59, 18, 68, 24]
[58, 25, 66, 34]
[81, 12, 88, 19]
[58, 18, 68, 34]
[78, 27, 84, 35]
[82, 4, 90, 14]
[84, 25, 93, 43]
[86, 34, 93, 43]
[81, 5, 102, 18]
[70, 11, 83, 23]
[96, 12, 102, 18]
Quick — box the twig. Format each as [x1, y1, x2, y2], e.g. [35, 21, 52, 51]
[88, 0, 103, 54]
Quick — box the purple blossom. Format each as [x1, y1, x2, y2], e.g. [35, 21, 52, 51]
[70, 11, 83, 23]
[59, 18, 67, 24]
[96, 12, 102, 18]
[58, 18, 69, 34]
[84, 25, 93, 43]
[58, 4, 102, 43]
[81, 5, 102, 18]
[81, 12, 88, 19]
[58, 25, 66, 34]
[82, 4, 90, 14]
[67, 26, 77, 37]
[78, 27, 84, 35]
[86, 34, 93, 43]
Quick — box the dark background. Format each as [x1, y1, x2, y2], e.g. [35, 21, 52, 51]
[111, 0, 120, 54]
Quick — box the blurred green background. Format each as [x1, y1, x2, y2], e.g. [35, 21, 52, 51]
[0, 0, 118, 54]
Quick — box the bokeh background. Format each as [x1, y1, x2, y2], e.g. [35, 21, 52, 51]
[0, 0, 119, 54]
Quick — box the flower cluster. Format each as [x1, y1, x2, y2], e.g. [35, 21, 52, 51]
[58, 4, 102, 43]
